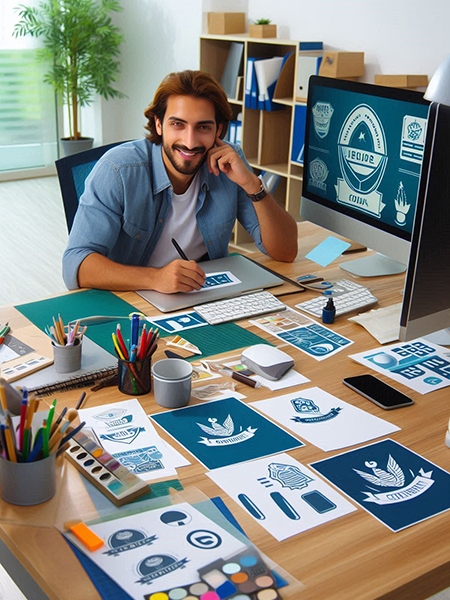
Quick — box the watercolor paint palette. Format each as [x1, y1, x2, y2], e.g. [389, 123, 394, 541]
[198, 548, 279, 599]
[65, 430, 150, 506]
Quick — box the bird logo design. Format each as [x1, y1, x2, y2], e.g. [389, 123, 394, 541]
[196, 415, 235, 437]
[353, 455, 405, 488]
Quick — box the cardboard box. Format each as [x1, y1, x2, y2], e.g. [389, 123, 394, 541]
[319, 52, 364, 79]
[208, 13, 246, 35]
[374, 74, 429, 89]
[249, 24, 277, 38]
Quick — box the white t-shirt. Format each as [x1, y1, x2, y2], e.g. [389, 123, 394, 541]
[147, 173, 207, 268]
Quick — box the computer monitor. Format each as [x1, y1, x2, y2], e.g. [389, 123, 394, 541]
[400, 102, 450, 342]
[301, 76, 430, 277]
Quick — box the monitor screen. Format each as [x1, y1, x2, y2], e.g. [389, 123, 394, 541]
[301, 77, 430, 270]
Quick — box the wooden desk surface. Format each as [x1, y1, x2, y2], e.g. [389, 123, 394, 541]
[1, 222, 449, 600]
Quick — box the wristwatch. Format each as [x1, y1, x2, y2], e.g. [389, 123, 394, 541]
[246, 175, 269, 202]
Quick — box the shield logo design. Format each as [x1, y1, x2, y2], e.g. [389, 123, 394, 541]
[338, 104, 388, 195]
[312, 102, 334, 138]
[309, 158, 329, 192]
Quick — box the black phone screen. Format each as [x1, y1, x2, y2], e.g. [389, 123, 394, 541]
[343, 374, 414, 408]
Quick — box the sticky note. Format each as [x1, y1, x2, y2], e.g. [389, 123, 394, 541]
[305, 236, 351, 267]
[70, 522, 104, 552]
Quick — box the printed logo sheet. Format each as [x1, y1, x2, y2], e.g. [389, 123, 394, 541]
[65, 502, 246, 599]
[311, 439, 450, 532]
[250, 307, 353, 361]
[151, 397, 303, 470]
[206, 453, 356, 541]
[251, 387, 400, 451]
[350, 338, 450, 394]
[79, 399, 182, 481]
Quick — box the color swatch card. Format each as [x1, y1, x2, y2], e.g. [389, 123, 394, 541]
[64, 501, 246, 599]
[151, 397, 304, 470]
[79, 399, 179, 482]
[251, 387, 400, 451]
[222, 359, 310, 392]
[146, 311, 207, 334]
[206, 453, 356, 541]
[311, 439, 450, 532]
[250, 307, 353, 361]
[350, 338, 450, 394]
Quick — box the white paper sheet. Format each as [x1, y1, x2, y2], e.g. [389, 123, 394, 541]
[222, 359, 310, 391]
[79, 399, 178, 481]
[65, 502, 246, 599]
[350, 338, 450, 395]
[206, 453, 356, 541]
[251, 387, 400, 451]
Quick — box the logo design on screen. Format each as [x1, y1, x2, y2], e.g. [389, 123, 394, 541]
[309, 158, 329, 192]
[353, 454, 434, 505]
[336, 104, 388, 218]
[312, 102, 334, 138]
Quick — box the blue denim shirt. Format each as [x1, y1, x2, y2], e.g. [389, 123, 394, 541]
[62, 138, 266, 289]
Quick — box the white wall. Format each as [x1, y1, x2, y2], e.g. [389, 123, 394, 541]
[101, 0, 449, 143]
[101, 0, 202, 144]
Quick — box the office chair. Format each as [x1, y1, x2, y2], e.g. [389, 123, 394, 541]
[55, 141, 129, 232]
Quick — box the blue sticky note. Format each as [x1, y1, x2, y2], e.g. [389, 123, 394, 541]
[305, 236, 351, 267]
[151, 397, 303, 470]
[311, 439, 450, 532]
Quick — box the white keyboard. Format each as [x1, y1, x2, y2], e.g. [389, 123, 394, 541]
[295, 279, 378, 318]
[194, 291, 286, 325]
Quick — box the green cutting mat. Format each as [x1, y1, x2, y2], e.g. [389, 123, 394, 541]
[16, 290, 272, 359]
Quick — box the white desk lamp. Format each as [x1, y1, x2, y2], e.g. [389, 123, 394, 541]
[424, 55, 450, 105]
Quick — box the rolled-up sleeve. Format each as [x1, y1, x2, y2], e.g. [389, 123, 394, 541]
[62, 158, 124, 289]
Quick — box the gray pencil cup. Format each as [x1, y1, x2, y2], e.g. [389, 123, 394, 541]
[152, 358, 192, 409]
[52, 337, 82, 373]
[0, 453, 56, 506]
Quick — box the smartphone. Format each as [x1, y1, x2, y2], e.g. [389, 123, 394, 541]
[343, 374, 414, 410]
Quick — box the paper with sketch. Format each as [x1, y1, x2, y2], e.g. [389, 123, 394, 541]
[206, 453, 356, 541]
[79, 399, 178, 481]
[189, 271, 241, 293]
[222, 359, 310, 391]
[350, 338, 450, 395]
[251, 387, 400, 451]
[64, 501, 246, 598]
[146, 311, 207, 333]
[348, 303, 402, 344]
[250, 307, 353, 361]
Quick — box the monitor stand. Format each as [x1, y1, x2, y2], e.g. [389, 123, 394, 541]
[339, 253, 406, 277]
[423, 328, 450, 346]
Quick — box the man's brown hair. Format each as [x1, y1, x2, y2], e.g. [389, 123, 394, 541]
[144, 70, 233, 144]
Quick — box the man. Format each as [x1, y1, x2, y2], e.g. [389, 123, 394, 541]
[62, 70, 298, 293]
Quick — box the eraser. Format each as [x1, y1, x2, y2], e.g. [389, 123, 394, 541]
[70, 522, 104, 552]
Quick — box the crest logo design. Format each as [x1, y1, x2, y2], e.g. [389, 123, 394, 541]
[336, 104, 388, 218]
[268, 462, 313, 490]
[196, 414, 257, 446]
[112, 446, 163, 473]
[309, 158, 329, 192]
[136, 554, 188, 585]
[104, 529, 157, 556]
[93, 408, 133, 428]
[312, 101, 334, 138]
[353, 454, 434, 505]
[290, 397, 342, 423]
[100, 426, 144, 445]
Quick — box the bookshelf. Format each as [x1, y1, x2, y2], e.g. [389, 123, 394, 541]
[200, 33, 306, 251]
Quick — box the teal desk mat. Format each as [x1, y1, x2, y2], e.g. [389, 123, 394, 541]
[15, 289, 137, 354]
[16, 290, 272, 359]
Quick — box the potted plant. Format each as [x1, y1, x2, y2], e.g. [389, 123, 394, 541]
[14, 0, 126, 156]
[249, 18, 277, 39]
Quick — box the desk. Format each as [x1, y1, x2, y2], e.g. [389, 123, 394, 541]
[1, 221, 449, 600]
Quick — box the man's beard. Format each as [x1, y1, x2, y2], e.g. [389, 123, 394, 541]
[162, 141, 208, 175]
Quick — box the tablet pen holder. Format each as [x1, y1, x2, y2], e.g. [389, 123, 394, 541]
[118, 355, 152, 396]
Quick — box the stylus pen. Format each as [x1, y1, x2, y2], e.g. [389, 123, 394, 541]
[172, 238, 189, 261]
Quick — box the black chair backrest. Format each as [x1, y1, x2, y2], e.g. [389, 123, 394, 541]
[55, 141, 128, 232]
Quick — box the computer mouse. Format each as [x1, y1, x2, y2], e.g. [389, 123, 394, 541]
[241, 345, 294, 381]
